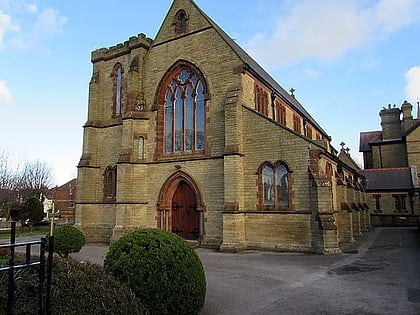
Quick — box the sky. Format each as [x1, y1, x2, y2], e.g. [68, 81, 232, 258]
[0, 0, 419, 186]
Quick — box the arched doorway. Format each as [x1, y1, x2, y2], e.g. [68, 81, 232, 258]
[172, 181, 200, 239]
[157, 172, 204, 240]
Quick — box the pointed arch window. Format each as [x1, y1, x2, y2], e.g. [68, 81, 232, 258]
[275, 100, 286, 126]
[112, 63, 123, 116]
[174, 10, 188, 34]
[104, 166, 117, 202]
[255, 84, 269, 116]
[259, 162, 290, 209]
[160, 64, 206, 155]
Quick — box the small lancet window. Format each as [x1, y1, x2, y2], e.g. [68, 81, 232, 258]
[139, 136, 145, 160]
[113, 63, 123, 116]
[174, 10, 188, 34]
[104, 166, 117, 201]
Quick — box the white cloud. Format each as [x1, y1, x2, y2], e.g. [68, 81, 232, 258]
[0, 10, 12, 48]
[33, 8, 66, 38]
[247, 0, 420, 69]
[0, 3, 66, 51]
[0, 80, 12, 104]
[26, 3, 37, 14]
[405, 66, 420, 103]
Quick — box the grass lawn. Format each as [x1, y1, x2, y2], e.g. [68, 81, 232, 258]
[0, 227, 49, 240]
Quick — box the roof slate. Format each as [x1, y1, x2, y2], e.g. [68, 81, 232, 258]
[359, 168, 414, 191]
[359, 131, 382, 152]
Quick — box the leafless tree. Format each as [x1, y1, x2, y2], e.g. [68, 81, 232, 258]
[0, 147, 53, 217]
[17, 159, 53, 192]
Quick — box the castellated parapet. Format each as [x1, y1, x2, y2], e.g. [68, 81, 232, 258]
[91, 33, 153, 63]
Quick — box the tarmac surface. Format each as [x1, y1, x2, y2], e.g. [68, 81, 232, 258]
[16, 227, 420, 314]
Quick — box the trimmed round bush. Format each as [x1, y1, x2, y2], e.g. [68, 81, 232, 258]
[104, 229, 206, 315]
[52, 225, 86, 258]
[0, 256, 147, 314]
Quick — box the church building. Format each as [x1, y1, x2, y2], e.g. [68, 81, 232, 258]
[76, 0, 369, 254]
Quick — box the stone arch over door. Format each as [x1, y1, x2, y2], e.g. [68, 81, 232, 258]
[157, 171, 204, 240]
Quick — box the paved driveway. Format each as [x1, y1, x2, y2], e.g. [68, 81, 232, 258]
[198, 227, 420, 315]
[18, 227, 420, 314]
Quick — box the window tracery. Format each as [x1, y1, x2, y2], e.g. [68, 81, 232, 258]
[159, 62, 207, 155]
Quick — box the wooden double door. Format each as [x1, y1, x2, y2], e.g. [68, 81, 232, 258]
[171, 181, 200, 240]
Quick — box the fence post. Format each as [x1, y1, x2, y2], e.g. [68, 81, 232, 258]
[7, 221, 16, 315]
[39, 238, 46, 315]
[45, 236, 53, 315]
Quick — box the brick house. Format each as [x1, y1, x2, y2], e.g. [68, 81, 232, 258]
[360, 102, 420, 226]
[48, 178, 77, 223]
[76, 0, 369, 253]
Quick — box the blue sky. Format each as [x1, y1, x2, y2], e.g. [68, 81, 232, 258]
[0, 0, 419, 186]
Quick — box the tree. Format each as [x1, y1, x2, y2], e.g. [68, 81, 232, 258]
[0, 146, 53, 219]
[16, 159, 52, 193]
[9, 191, 44, 227]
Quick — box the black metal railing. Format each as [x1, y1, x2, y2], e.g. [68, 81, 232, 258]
[0, 221, 54, 315]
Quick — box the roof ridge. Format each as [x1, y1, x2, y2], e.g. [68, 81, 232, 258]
[189, 0, 329, 137]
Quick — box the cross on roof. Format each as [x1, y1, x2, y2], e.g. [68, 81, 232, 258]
[289, 88, 295, 97]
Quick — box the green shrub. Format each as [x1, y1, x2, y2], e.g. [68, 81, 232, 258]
[0, 256, 147, 314]
[51, 225, 85, 258]
[104, 229, 206, 315]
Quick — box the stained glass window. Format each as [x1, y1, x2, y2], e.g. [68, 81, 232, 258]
[163, 67, 206, 154]
[263, 165, 275, 205]
[276, 165, 289, 207]
[260, 162, 290, 209]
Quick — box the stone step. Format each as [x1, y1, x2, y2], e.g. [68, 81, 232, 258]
[186, 240, 200, 248]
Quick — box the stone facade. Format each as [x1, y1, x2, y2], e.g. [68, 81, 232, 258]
[76, 0, 368, 253]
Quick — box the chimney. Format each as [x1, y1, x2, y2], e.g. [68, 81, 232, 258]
[379, 104, 402, 140]
[401, 100, 413, 132]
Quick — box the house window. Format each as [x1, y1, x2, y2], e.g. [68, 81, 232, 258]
[113, 63, 123, 116]
[259, 162, 290, 209]
[275, 100, 286, 126]
[162, 66, 206, 154]
[373, 194, 381, 212]
[104, 166, 117, 201]
[174, 10, 188, 34]
[255, 85, 268, 116]
[393, 194, 407, 213]
[139, 136, 145, 159]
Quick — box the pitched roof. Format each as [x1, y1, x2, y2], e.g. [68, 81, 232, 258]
[359, 168, 414, 191]
[359, 131, 382, 152]
[187, 0, 329, 137]
[405, 118, 420, 135]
